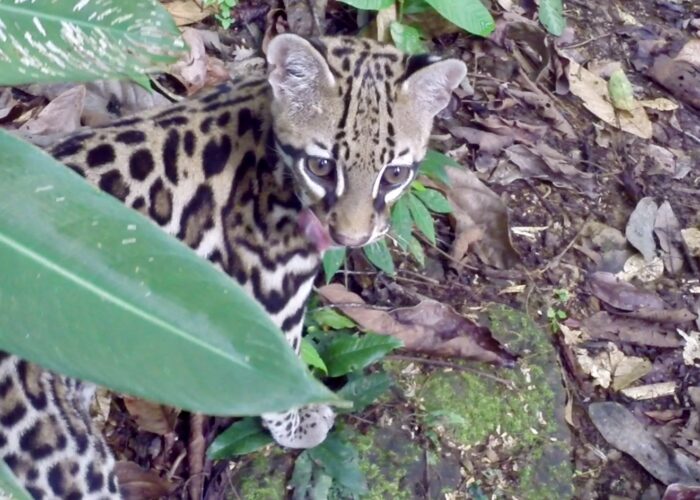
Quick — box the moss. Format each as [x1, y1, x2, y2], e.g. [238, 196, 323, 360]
[235, 448, 290, 499]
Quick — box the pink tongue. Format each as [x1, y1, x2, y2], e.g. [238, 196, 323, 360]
[298, 208, 332, 253]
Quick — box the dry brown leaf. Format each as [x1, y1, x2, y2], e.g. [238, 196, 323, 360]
[648, 39, 700, 110]
[638, 98, 679, 111]
[448, 126, 514, 154]
[506, 88, 576, 138]
[115, 461, 174, 499]
[20, 85, 85, 135]
[170, 28, 230, 95]
[588, 271, 666, 311]
[581, 312, 683, 348]
[317, 284, 516, 365]
[443, 166, 519, 269]
[123, 397, 179, 436]
[620, 382, 677, 400]
[625, 197, 658, 262]
[575, 342, 651, 390]
[654, 201, 684, 275]
[682, 228, 700, 257]
[567, 59, 652, 138]
[164, 0, 214, 26]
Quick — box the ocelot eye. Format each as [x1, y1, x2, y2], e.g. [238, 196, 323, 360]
[381, 165, 412, 187]
[305, 157, 335, 178]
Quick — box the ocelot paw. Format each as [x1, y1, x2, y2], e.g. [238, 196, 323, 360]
[262, 404, 335, 449]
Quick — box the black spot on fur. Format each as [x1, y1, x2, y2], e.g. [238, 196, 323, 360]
[148, 178, 172, 226]
[26, 486, 44, 499]
[19, 421, 53, 459]
[48, 463, 66, 496]
[162, 129, 179, 184]
[86, 144, 115, 168]
[184, 130, 196, 156]
[155, 116, 188, 128]
[17, 360, 47, 410]
[51, 139, 82, 158]
[86, 463, 104, 492]
[114, 130, 146, 144]
[177, 184, 214, 247]
[237, 108, 264, 142]
[108, 471, 118, 493]
[132, 196, 145, 210]
[129, 149, 155, 180]
[200, 116, 214, 134]
[217, 111, 231, 127]
[0, 376, 12, 398]
[99, 170, 130, 201]
[106, 117, 142, 128]
[0, 403, 26, 426]
[202, 135, 232, 177]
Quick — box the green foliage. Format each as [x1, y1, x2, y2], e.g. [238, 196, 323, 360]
[363, 239, 396, 274]
[420, 150, 459, 184]
[0, 1, 184, 85]
[546, 288, 570, 333]
[309, 308, 357, 330]
[538, 0, 566, 36]
[337, 372, 392, 414]
[207, 418, 273, 459]
[317, 332, 403, 377]
[339, 0, 394, 9]
[0, 130, 337, 416]
[322, 248, 347, 282]
[301, 339, 329, 375]
[389, 22, 426, 54]
[407, 191, 436, 245]
[424, 0, 495, 37]
[203, 0, 238, 29]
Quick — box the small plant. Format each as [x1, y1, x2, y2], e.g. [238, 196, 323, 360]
[546, 288, 570, 333]
[203, 0, 237, 29]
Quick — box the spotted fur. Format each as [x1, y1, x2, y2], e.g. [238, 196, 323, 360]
[1, 35, 466, 498]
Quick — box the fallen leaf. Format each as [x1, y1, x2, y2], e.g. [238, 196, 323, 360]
[123, 397, 179, 436]
[638, 98, 679, 111]
[654, 201, 684, 275]
[588, 271, 666, 311]
[662, 484, 700, 500]
[443, 166, 520, 269]
[575, 342, 651, 390]
[581, 311, 683, 348]
[620, 381, 677, 400]
[170, 28, 230, 95]
[448, 126, 514, 154]
[20, 85, 86, 135]
[506, 88, 576, 138]
[589, 402, 700, 485]
[317, 284, 516, 366]
[681, 228, 700, 257]
[115, 461, 174, 499]
[676, 330, 700, 366]
[164, 0, 214, 26]
[648, 40, 700, 110]
[625, 197, 658, 262]
[567, 59, 652, 138]
[618, 254, 664, 282]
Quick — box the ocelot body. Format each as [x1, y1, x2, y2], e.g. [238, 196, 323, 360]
[0, 35, 466, 498]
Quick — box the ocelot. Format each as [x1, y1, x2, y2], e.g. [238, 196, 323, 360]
[0, 34, 466, 498]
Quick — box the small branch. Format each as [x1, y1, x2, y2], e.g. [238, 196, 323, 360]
[387, 354, 516, 389]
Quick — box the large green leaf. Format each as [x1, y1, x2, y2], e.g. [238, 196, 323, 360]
[337, 372, 392, 414]
[419, 149, 459, 185]
[363, 239, 395, 275]
[0, 130, 338, 415]
[0, 0, 185, 85]
[538, 0, 565, 36]
[322, 248, 346, 283]
[407, 192, 436, 245]
[414, 188, 452, 214]
[390, 22, 426, 54]
[390, 195, 412, 250]
[424, 0, 495, 37]
[307, 432, 367, 494]
[337, 0, 393, 10]
[320, 332, 403, 377]
[207, 418, 273, 459]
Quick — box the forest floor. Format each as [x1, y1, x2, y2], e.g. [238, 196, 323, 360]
[2, 0, 699, 498]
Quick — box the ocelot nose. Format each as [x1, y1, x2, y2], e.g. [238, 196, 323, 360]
[329, 227, 370, 247]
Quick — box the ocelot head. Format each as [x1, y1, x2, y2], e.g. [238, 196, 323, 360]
[267, 34, 466, 249]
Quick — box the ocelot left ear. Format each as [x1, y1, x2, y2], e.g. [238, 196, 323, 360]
[401, 58, 467, 116]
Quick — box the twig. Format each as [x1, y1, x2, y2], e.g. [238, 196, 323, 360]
[560, 32, 612, 50]
[387, 354, 516, 389]
[537, 220, 589, 274]
[188, 413, 206, 500]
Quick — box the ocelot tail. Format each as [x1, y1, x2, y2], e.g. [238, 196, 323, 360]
[0, 35, 466, 498]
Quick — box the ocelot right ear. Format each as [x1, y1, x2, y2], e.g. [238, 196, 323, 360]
[266, 34, 336, 107]
[400, 57, 467, 117]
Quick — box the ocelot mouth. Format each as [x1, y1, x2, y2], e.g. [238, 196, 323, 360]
[298, 208, 333, 252]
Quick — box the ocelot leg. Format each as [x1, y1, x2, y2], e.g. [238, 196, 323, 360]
[260, 321, 335, 448]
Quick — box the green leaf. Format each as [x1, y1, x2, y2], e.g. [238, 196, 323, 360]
[407, 192, 436, 245]
[424, 0, 495, 37]
[337, 0, 393, 10]
[389, 22, 427, 54]
[301, 339, 328, 375]
[390, 196, 412, 250]
[538, 0, 565, 36]
[407, 235, 426, 267]
[414, 188, 452, 213]
[419, 150, 460, 184]
[363, 239, 395, 275]
[308, 433, 367, 494]
[207, 418, 273, 459]
[310, 308, 356, 330]
[0, 1, 186, 85]
[320, 332, 403, 377]
[0, 461, 31, 500]
[337, 372, 392, 414]
[402, 0, 432, 15]
[0, 130, 338, 416]
[322, 248, 346, 283]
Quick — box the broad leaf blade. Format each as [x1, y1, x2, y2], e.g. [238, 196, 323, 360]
[389, 22, 426, 54]
[407, 192, 436, 245]
[320, 332, 403, 377]
[363, 239, 395, 275]
[419, 150, 459, 185]
[207, 418, 273, 459]
[322, 248, 346, 283]
[337, 0, 393, 10]
[337, 372, 392, 414]
[301, 339, 328, 375]
[0, 1, 186, 85]
[539, 0, 565, 36]
[0, 130, 338, 415]
[414, 188, 452, 213]
[390, 196, 412, 250]
[0, 461, 31, 500]
[423, 0, 495, 37]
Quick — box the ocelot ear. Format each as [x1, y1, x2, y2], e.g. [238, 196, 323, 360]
[401, 58, 467, 116]
[266, 34, 336, 104]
